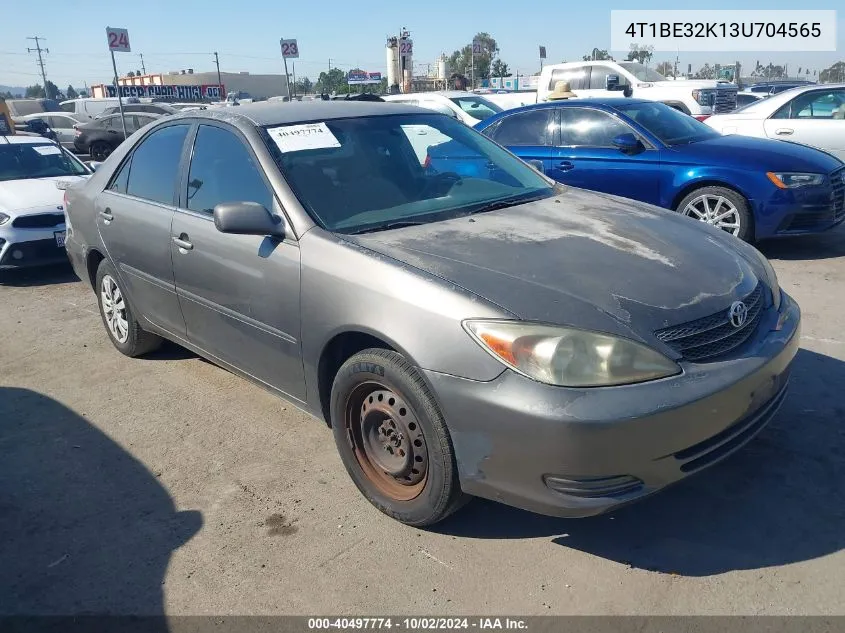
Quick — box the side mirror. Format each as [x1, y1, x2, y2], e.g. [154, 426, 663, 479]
[213, 202, 285, 238]
[527, 159, 545, 173]
[612, 133, 643, 153]
[86, 161, 103, 172]
[606, 74, 621, 91]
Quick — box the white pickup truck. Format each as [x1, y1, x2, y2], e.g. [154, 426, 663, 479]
[536, 61, 738, 116]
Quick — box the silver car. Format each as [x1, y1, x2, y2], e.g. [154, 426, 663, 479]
[65, 102, 800, 526]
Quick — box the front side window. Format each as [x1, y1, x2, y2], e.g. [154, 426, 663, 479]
[186, 125, 272, 214]
[449, 97, 502, 121]
[559, 108, 633, 147]
[614, 101, 721, 145]
[125, 124, 190, 205]
[0, 143, 89, 182]
[60, 102, 75, 113]
[487, 110, 554, 146]
[267, 113, 553, 234]
[588, 66, 614, 90]
[617, 62, 665, 82]
[774, 89, 845, 119]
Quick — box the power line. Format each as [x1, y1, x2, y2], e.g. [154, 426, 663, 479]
[26, 36, 50, 97]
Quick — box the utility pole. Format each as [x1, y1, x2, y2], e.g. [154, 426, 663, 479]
[26, 36, 50, 98]
[292, 62, 296, 98]
[214, 52, 222, 96]
[139, 53, 146, 74]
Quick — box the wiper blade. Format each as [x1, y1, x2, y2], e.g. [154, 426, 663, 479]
[463, 193, 548, 216]
[350, 220, 425, 235]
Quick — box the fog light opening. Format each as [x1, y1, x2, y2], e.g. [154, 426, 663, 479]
[544, 474, 643, 498]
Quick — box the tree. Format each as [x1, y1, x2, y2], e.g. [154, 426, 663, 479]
[44, 80, 60, 100]
[447, 33, 499, 87]
[694, 64, 716, 80]
[491, 59, 511, 79]
[820, 61, 845, 83]
[315, 68, 349, 94]
[655, 61, 675, 77]
[1, 91, 15, 99]
[626, 44, 654, 65]
[294, 77, 313, 94]
[66, 85, 78, 100]
[25, 84, 45, 98]
[582, 49, 612, 62]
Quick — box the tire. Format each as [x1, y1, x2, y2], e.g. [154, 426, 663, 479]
[330, 348, 468, 526]
[89, 142, 112, 162]
[95, 259, 162, 357]
[675, 186, 754, 243]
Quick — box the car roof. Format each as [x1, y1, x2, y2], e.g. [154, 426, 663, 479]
[0, 135, 60, 145]
[170, 100, 422, 127]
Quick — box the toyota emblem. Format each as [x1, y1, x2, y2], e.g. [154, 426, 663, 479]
[729, 301, 749, 328]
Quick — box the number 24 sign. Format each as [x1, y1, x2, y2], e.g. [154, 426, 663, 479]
[280, 39, 299, 59]
[106, 27, 131, 52]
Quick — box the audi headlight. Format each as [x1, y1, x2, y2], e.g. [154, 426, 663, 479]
[464, 320, 681, 387]
[766, 172, 824, 189]
[0, 212, 10, 226]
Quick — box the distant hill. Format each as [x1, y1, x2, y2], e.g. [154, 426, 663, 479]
[0, 85, 27, 97]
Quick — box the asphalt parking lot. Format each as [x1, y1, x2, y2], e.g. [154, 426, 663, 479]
[1, 226, 844, 616]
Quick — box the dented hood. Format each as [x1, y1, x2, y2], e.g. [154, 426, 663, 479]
[346, 187, 764, 344]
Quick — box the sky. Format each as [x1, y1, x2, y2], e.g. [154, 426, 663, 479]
[1, 0, 843, 91]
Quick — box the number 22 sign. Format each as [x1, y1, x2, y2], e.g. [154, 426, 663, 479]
[280, 39, 299, 59]
[106, 27, 131, 52]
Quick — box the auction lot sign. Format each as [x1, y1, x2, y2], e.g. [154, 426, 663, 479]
[99, 84, 225, 100]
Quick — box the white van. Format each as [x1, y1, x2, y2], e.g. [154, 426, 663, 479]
[59, 98, 135, 121]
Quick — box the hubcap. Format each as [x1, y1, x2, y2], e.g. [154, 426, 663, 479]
[346, 385, 428, 501]
[682, 194, 741, 236]
[101, 275, 129, 344]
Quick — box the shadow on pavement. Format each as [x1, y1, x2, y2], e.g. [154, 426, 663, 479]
[759, 224, 845, 261]
[0, 264, 80, 287]
[0, 387, 202, 616]
[437, 348, 845, 576]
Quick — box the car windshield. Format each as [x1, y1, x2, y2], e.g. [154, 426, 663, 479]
[615, 101, 722, 145]
[618, 62, 666, 82]
[448, 96, 502, 121]
[0, 143, 89, 182]
[265, 113, 553, 234]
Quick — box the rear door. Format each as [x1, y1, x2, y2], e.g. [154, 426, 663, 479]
[483, 109, 554, 172]
[95, 122, 191, 336]
[549, 107, 662, 205]
[764, 88, 845, 160]
[171, 123, 305, 399]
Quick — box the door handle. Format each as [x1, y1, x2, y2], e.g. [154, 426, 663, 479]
[172, 235, 193, 251]
[775, 128, 794, 135]
[99, 208, 113, 224]
[557, 161, 575, 171]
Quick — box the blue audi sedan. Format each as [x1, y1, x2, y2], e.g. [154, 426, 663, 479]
[451, 99, 845, 242]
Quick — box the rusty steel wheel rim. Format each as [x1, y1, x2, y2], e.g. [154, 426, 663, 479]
[345, 382, 428, 501]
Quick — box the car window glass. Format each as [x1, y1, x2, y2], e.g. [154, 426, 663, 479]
[560, 108, 631, 147]
[488, 110, 553, 146]
[784, 90, 845, 119]
[548, 67, 589, 90]
[108, 158, 132, 194]
[186, 125, 273, 214]
[448, 97, 502, 121]
[588, 66, 612, 90]
[60, 102, 75, 113]
[126, 124, 190, 205]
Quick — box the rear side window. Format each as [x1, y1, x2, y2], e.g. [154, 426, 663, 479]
[487, 110, 553, 146]
[185, 125, 272, 214]
[548, 67, 589, 91]
[126, 124, 190, 205]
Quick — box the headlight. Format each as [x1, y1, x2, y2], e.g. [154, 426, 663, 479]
[0, 212, 10, 226]
[766, 172, 824, 189]
[692, 89, 714, 106]
[464, 320, 681, 387]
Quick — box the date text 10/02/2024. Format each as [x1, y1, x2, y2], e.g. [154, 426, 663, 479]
[307, 618, 529, 630]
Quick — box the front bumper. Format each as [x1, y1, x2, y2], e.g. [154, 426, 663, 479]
[755, 177, 845, 238]
[0, 226, 68, 270]
[425, 292, 800, 518]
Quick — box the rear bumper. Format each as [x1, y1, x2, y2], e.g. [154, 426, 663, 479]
[425, 292, 800, 518]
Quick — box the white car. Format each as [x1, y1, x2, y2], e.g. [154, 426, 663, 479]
[706, 84, 845, 160]
[383, 91, 503, 125]
[0, 136, 90, 273]
[20, 112, 83, 151]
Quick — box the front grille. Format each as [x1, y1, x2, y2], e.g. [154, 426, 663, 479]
[832, 167, 845, 220]
[714, 86, 738, 113]
[12, 213, 65, 229]
[655, 283, 765, 362]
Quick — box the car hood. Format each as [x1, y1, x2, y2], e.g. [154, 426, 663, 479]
[0, 176, 87, 214]
[665, 134, 843, 172]
[345, 188, 765, 345]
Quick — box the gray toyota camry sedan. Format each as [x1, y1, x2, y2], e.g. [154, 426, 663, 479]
[64, 101, 800, 526]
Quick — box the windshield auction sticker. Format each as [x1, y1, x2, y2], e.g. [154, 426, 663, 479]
[611, 10, 836, 51]
[268, 122, 341, 153]
[33, 145, 62, 156]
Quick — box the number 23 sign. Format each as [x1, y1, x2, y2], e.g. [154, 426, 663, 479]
[106, 27, 131, 52]
[280, 39, 299, 59]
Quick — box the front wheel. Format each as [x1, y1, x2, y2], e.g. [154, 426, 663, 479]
[675, 186, 754, 242]
[330, 349, 468, 526]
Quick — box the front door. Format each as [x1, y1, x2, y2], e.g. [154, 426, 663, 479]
[171, 123, 305, 400]
[95, 123, 191, 336]
[548, 107, 662, 206]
